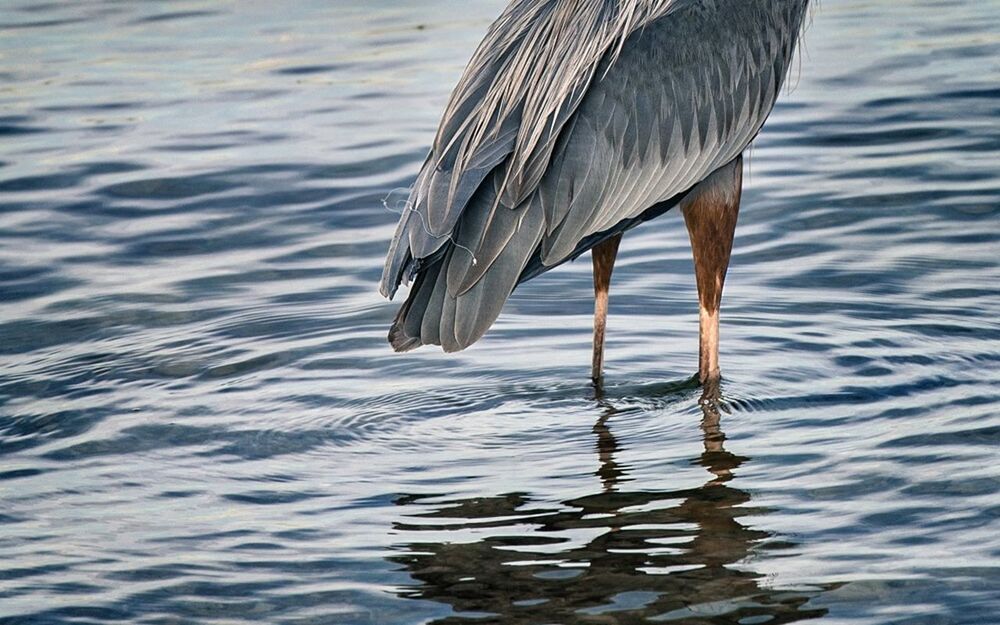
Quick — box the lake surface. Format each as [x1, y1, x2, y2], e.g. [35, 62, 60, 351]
[2, 1, 998, 623]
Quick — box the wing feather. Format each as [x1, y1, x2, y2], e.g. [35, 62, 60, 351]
[380, 0, 680, 298]
[384, 0, 811, 352]
[532, 0, 808, 269]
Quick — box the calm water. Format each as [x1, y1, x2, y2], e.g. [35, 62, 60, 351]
[2, 1, 999, 624]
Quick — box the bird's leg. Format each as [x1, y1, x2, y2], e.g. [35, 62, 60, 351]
[592, 233, 623, 386]
[681, 156, 743, 384]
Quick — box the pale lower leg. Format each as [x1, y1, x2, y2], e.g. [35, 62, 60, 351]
[698, 305, 720, 382]
[591, 234, 622, 384]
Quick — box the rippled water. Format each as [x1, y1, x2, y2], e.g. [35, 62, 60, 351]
[2, 1, 998, 623]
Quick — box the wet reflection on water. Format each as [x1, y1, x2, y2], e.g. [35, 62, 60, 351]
[391, 384, 833, 623]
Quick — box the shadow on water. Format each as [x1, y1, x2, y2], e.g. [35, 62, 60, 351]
[389, 382, 837, 624]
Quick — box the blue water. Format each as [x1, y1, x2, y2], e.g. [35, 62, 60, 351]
[1, 1, 998, 624]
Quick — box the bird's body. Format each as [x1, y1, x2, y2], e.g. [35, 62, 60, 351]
[381, 0, 810, 383]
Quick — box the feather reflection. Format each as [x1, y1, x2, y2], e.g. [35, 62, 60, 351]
[390, 383, 831, 623]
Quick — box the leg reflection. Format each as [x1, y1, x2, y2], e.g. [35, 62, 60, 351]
[390, 382, 831, 623]
[593, 401, 625, 492]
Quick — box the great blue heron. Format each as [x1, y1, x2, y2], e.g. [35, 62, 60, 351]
[380, 0, 811, 384]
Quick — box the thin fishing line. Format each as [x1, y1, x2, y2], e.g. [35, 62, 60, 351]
[382, 189, 479, 266]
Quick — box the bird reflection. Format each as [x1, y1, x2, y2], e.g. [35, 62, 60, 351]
[390, 382, 830, 624]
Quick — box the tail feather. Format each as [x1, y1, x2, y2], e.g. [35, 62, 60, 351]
[388, 263, 434, 352]
[388, 203, 544, 352]
[420, 257, 451, 348]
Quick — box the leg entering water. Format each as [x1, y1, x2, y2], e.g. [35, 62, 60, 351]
[681, 155, 743, 384]
[591, 233, 623, 386]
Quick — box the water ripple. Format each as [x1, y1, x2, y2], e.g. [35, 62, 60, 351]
[0, 1, 998, 624]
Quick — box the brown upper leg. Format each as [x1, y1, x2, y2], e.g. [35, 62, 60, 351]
[681, 156, 743, 313]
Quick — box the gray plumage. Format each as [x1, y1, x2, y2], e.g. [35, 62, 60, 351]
[381, 0, 810, 353]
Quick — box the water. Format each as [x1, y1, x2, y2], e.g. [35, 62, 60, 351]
[1, 1, 998, 623]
